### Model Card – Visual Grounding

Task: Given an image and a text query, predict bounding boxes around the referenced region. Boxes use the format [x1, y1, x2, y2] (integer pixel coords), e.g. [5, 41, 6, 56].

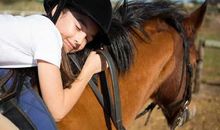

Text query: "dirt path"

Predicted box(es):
[128, 84, 220, 130]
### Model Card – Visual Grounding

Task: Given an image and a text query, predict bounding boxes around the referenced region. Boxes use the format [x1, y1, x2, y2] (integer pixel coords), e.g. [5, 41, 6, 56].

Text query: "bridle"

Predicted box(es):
[135, 21, 194, 130]
[165, 23, 194, 129]
[69, 49, 125, 130]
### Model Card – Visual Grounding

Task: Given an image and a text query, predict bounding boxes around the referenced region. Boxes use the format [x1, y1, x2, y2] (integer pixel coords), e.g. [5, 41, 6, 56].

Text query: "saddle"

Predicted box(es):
[0, 68, 57, 130]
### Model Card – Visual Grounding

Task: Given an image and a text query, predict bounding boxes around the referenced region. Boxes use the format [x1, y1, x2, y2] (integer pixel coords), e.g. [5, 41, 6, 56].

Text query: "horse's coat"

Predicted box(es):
[58, 1, 207, 130]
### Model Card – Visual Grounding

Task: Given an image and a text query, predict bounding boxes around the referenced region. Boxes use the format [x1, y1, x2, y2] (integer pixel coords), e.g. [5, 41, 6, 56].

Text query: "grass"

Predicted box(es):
[198, 12, 220, 84]
[0, 0, 43, 11]
[202, 47, 220, 83]
[197, 11, 220, 41]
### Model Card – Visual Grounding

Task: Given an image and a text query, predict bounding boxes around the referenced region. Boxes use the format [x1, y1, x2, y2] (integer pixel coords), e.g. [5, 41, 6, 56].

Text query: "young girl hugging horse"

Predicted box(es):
[0, 0, 112, 129]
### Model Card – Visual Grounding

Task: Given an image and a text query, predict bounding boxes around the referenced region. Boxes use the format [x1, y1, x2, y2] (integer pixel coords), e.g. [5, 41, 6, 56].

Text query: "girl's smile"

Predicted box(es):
[55, 9, 99, 53]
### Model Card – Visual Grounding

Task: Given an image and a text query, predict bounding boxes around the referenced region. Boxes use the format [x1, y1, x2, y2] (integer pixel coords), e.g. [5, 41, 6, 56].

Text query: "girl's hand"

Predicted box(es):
[82, 51, 108, 75]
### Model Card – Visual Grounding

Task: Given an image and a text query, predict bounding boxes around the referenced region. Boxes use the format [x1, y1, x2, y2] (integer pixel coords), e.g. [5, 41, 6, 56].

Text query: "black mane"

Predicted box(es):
[107, 0, 186, 74]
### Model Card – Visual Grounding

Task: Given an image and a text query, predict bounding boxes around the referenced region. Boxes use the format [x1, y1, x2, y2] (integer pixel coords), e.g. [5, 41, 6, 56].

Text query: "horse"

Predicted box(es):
[57, 1, 207, 130]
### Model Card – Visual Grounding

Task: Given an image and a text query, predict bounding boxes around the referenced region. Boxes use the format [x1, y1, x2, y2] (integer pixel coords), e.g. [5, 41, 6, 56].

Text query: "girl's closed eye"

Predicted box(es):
[75, 22, 81, 31]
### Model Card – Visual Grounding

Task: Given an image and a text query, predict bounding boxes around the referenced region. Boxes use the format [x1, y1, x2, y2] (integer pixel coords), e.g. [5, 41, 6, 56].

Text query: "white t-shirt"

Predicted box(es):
[0, 14, 63, 68]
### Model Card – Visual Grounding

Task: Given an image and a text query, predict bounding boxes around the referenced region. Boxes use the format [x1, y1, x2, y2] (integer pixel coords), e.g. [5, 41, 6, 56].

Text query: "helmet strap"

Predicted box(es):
[51, 0, 67, 24]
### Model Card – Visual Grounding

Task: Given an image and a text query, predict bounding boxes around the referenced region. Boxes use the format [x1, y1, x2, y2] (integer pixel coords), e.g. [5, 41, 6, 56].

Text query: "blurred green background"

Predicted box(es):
[0, 0, 43, 11]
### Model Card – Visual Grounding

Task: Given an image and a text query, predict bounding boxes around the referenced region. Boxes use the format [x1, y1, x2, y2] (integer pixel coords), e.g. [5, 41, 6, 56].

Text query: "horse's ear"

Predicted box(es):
[182, 0, 208, 35]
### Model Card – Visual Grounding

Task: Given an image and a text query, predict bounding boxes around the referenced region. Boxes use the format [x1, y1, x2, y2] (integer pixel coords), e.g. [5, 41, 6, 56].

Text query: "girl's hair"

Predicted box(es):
[59, 6, 84, 88]
[60, 49, 76, 88]
[57, 6, 102, 88]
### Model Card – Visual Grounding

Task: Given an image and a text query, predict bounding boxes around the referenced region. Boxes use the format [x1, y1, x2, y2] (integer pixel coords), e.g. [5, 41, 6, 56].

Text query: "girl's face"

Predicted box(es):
[55, 9, 99, 53]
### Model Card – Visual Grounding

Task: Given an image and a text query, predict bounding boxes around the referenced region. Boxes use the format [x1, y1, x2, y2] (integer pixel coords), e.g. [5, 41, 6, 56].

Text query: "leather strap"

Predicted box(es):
[69, 49, 125, 130]
[69, 54, 105, 108]
[96, 50, 125, 130]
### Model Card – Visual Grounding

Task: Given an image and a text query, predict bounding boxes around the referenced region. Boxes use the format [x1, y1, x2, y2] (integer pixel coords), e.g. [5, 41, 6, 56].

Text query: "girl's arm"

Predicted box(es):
[37, 51, 105, 121]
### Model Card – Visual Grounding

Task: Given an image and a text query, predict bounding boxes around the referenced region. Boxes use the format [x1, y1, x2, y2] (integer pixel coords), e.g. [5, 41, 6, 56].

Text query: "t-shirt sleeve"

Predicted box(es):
[30, 16, 63, 68]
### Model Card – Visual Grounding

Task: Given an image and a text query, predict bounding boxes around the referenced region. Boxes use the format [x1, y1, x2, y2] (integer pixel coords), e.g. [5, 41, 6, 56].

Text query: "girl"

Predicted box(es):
[0, 0, 112, 129]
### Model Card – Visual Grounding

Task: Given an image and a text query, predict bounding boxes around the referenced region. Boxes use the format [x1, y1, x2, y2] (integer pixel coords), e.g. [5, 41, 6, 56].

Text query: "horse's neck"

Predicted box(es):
[58, 19, 182, 130]
[118, 19, 180, 126]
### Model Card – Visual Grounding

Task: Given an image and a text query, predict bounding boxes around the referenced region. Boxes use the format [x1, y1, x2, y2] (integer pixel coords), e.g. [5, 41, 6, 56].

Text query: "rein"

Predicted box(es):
[69, 49, 125, 130]
[159, 22, 194, 128]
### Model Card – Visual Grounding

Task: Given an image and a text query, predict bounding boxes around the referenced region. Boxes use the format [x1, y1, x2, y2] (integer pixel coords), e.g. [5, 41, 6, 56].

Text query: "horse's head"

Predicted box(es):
[105, 1, 207, 129]
[156, 1, 207, 129]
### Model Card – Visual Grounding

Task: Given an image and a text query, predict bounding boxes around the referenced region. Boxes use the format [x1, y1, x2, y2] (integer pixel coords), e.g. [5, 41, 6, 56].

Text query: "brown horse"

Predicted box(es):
[58, 1, 207, 130]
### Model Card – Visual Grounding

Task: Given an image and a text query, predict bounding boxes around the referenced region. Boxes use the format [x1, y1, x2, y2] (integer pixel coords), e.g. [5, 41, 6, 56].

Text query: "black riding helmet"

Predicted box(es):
[44, 0, 112, 45]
